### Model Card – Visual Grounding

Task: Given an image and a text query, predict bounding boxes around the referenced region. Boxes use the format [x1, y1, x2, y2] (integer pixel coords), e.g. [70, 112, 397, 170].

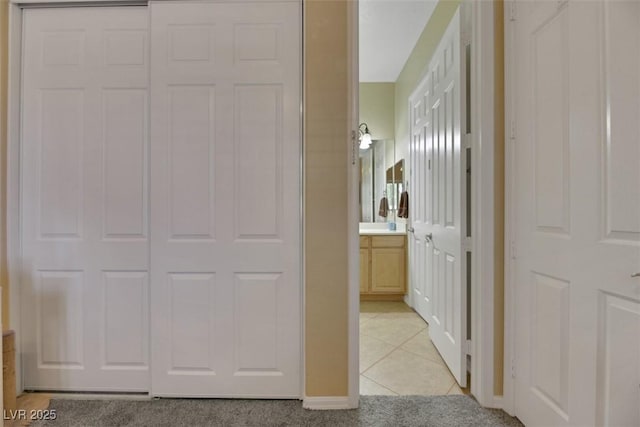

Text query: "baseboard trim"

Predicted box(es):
[490, 395, 504, 409]
[36, 392, 152, 401]
[302, 396, 355, 410]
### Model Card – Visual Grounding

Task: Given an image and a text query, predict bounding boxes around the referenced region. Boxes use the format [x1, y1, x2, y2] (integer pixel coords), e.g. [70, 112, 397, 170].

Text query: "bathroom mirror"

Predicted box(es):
[359, 139, 399, 222]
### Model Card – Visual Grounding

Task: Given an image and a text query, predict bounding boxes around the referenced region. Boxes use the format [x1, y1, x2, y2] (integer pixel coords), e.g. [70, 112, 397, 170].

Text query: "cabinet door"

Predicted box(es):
[360, 248, 370, 293]
[371, 248, 406, 293]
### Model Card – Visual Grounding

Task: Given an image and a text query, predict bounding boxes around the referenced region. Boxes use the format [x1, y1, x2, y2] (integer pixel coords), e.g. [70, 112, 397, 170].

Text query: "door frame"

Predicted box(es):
[346, 0, 360, 409]
[502, 0, 516, 416]
[6, 0, 306, 397]
[469, 0, 501, 408]
[347, 0, 502, 408]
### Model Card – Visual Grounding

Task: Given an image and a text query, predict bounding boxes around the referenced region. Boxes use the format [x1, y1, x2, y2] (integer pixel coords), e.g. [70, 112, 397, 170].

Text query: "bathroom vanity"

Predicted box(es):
[359, 226, 407, 301]
[359, 138, 407, 301]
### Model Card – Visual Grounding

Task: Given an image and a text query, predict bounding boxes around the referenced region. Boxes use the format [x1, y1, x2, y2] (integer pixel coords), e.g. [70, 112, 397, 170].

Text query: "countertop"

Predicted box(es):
[359, 229, 407, 235]
[359, 223, 407, 235]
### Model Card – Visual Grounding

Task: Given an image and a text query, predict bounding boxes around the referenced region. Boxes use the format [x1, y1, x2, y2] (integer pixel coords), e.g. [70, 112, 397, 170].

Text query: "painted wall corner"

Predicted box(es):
[304, 0, 350, 397]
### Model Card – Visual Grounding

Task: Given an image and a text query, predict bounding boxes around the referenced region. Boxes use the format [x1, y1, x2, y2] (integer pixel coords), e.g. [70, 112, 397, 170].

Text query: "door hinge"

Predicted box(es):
[461, 32, 472, 47]
[463, 237, 472, 252]
[511, 358, 516, 378]
[509, 1, 517, 21]
[463, 133, 472, 150]
[351, 130, 357, 165]
[510, 241, 517, 259]
[509, 119, 516, 140]
[466, 339, 473, 356]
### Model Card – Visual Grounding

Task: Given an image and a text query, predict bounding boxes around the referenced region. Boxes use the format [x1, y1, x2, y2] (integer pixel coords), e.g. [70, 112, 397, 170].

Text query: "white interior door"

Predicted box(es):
[512, 1, 640, 426]
[408, 8, 468, 387]
[149, 1, 302, 397]
[409, 71, 432, 323]
[21, 7, 150, 391]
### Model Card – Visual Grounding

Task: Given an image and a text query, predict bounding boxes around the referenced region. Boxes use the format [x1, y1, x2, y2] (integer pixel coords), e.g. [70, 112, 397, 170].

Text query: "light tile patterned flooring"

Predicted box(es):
[360, 301, 465, 396]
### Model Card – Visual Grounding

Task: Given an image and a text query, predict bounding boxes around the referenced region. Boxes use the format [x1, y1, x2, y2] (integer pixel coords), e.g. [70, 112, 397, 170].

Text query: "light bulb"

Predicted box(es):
[360, 133, 372, 149]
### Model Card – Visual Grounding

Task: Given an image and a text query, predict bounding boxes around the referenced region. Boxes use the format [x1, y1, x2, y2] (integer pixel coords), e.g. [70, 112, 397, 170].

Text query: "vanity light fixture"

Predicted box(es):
[359, 122, 372, 149]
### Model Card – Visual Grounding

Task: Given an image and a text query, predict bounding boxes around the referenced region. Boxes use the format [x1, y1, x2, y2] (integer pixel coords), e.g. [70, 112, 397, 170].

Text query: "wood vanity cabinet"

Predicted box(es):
[360, 234, 407, 301]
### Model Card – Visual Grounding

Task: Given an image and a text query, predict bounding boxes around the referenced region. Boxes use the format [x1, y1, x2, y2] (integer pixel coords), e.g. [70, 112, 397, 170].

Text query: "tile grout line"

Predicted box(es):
[361, 348, 456, 397]
[359, 341, 401, 375]
[394, 322, 456, 372]
[400, 338, 451, 367]
[391, 324, 427, 348]
[360, 373, 400, 396]
[360, 325, 426, 375]
[360, 315, 428, 375]
[362, 320, 428, 347]
[445, 381, 458, 395]
[360, 303, 456, 397]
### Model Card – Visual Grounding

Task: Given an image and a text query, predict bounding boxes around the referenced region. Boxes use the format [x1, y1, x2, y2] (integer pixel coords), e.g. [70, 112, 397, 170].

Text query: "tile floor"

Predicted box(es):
[360, 301, 465, 396]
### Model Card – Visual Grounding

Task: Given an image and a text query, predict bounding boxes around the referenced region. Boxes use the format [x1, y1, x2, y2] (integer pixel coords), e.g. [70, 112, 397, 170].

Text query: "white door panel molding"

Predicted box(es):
[149, 1, 302, 397]
[510, 1, 640, 425]
[408, 7, 470, 388]
[20, 7, 150, 391]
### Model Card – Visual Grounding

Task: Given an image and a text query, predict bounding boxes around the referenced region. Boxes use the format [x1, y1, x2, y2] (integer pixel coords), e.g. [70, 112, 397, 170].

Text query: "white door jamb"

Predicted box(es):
[469, 0, 500, 408]
[502, 0, 517, 416]
[7, 1, 24, 395]
[346, 0, 360, 410]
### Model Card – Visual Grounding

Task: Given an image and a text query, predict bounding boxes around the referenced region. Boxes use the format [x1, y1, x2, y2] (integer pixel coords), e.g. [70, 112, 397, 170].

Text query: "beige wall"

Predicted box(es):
[304, 0, 349, 396]
[394, 0, 461, 166]
[359, 82, 395, 141]
[1, 0, 8, 329]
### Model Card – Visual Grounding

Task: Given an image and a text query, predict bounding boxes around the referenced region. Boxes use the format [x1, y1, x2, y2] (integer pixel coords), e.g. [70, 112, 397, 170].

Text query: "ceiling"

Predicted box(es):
[359, 0, 438, 82]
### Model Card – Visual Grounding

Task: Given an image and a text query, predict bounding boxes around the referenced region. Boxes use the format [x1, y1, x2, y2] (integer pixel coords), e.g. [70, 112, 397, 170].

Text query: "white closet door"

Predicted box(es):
[21, 7, 150, 391]
[149, 1, 302, 397]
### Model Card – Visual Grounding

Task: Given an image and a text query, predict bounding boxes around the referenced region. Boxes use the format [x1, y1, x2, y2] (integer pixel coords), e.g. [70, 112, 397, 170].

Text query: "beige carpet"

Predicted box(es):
[31, 395, 523, 427]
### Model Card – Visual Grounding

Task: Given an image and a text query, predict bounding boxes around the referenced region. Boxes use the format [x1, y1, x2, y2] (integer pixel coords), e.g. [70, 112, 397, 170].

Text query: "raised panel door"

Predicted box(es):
[149, 1, 301, 397]
[409, 7, 468, 387]
[513, 2, 640, 425]
[21, 7, 150, 391]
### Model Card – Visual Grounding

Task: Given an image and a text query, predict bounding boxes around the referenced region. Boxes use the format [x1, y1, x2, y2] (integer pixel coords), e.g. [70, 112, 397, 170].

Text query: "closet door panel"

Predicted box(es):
[149, 1, 302, 397]
[21, 7, 149, 392]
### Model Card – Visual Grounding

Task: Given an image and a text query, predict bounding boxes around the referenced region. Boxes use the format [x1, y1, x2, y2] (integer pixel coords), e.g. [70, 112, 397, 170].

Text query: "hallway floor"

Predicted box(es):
[360, 301, 466, 396]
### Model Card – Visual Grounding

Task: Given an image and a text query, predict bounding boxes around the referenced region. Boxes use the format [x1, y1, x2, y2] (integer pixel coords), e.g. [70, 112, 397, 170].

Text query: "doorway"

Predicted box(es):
[352, 0, 502, 407]
[357, 0, 468, 397]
